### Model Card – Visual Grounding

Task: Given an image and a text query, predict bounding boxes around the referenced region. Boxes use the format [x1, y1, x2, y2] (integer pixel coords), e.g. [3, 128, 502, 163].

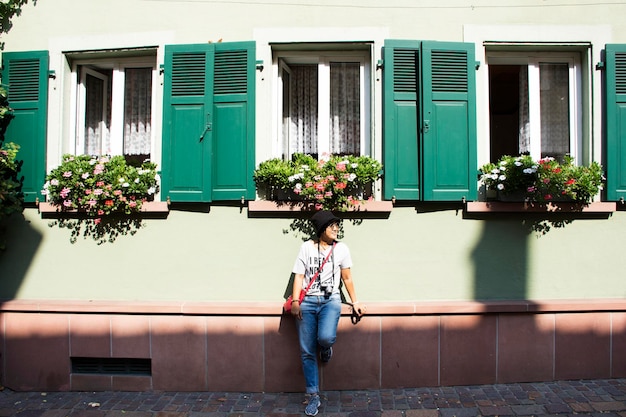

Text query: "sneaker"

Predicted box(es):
[320, 346, 333, 363]
[305, 394, 321, 416]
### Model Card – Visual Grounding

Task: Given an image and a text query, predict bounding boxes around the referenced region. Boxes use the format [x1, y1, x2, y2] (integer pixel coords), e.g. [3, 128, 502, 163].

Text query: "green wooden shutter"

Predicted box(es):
[382, 40, 420, 200]
[605, 44, 626, 201]
[421, 41, 477, 201]
[211, 41, 255, 201]
[162, 41, 255, 203]
[1, 51, 49, 203]
[162, 44, 213, 202]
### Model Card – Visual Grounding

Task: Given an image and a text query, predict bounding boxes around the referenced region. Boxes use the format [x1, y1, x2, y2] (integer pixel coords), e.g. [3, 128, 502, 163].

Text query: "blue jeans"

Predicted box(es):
[296, 293, 341, 394]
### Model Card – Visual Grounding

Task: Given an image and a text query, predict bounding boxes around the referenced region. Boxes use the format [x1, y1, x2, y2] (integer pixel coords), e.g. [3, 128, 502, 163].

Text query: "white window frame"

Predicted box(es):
[275, 50, 371, 159]
[69, 55, 158, 157]
[487, 51, 582, 163]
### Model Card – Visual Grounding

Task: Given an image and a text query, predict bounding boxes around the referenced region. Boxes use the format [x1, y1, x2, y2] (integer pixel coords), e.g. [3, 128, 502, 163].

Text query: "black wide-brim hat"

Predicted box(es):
[310, 210, 341, 237]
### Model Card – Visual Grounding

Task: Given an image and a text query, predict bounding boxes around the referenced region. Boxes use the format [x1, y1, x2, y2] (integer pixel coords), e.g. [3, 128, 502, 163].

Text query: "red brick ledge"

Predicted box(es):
[248, 200, 393, 213]
[1, 299, 625, 316]
[38, 201, 169, 214]
[466, 201, 616, 213]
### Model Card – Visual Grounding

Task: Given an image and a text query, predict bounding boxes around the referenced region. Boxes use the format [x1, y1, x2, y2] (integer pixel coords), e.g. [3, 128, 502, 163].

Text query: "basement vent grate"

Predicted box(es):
[71, 357, 152, 376]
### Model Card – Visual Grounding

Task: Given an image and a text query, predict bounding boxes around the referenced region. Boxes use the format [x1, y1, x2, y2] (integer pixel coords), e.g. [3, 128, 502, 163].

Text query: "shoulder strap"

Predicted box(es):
[301, 242, 335, 296]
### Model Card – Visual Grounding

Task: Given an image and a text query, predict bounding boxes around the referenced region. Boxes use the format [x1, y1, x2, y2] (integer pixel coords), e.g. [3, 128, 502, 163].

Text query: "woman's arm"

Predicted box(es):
[291, 273, 304, 319]
[340, 268, 365, 316]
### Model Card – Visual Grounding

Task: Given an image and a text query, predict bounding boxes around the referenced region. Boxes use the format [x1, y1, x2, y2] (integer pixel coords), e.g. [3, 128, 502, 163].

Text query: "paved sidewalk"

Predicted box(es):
[1, 379, 626, 417]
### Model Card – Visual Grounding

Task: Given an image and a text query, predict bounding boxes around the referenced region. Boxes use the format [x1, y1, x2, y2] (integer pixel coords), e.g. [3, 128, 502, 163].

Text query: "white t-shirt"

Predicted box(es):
[292, 240, 353, 296]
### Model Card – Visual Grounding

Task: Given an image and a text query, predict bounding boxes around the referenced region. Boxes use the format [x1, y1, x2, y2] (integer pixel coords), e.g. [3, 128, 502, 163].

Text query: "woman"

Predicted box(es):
[290, 210, 366, 416]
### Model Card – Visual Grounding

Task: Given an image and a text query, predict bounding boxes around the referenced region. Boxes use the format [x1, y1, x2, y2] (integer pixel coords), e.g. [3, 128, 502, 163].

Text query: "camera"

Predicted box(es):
[320, 284, 333, 296]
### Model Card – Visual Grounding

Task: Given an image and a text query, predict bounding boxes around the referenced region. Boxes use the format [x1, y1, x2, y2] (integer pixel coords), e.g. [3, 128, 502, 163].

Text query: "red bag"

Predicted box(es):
[283, 243, 335, 314]
[283, 292, 304, 313]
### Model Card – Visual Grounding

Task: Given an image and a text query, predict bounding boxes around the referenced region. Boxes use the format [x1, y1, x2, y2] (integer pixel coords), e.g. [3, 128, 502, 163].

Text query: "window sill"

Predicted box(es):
[37, 201, 170, 219]
[465, 201, 616, 214]
[248, 200, 393, 217]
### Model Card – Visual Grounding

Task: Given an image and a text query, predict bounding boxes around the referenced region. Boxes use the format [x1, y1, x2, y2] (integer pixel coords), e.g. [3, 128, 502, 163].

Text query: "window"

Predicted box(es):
[487, 52, 582, 163]
[70, 53, 157, 164]
[276, 50, 370, 159]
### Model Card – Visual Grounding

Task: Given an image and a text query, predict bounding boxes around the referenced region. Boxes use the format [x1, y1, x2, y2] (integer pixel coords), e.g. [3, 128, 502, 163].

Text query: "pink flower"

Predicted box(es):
[94, 189, 103, 196]
[113, 190, 122, 196]
[88, 199, 97, 207]
[334, 182, 347, 190]
[315, 194, 324, 200]
[62, 171, 72, 178]
[94, 218, 101, 225]
[335, 163, 346, 171]
[85, 189, 92, 195]
[97, 209, 105, 216]
[63, 200, 72, 207]
[96, 181, 105, 187]
[60, 187, 71, 198]
[544, 194, 553, 200]
[129, 201, 137, 208]
[315, 203, 323, 210]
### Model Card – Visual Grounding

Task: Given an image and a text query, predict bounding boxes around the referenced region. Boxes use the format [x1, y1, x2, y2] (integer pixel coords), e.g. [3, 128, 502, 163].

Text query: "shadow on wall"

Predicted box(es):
[0, 212, 42, 299]
[471, 218, 530, 300]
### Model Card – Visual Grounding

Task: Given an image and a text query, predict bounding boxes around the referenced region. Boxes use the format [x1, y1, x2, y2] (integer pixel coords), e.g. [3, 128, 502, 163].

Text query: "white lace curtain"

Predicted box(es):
[330, 62, 360, 155]
[289, 65, 318, 155]
[123, 67, 152, 156]
[83, 67, 152, 157]
[518, 63, 569, 159]
[288, 62, 360, 157]
[84, 73, 107, 155]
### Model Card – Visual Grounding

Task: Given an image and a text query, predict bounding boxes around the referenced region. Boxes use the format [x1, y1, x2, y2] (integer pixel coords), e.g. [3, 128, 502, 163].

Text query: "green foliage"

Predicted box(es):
[44, 154, 160, 220]
[253, 153, 382, 211]
[0, 0, 35, 49]
[480, 155, 604, 204]
[0, 141, 22, 220]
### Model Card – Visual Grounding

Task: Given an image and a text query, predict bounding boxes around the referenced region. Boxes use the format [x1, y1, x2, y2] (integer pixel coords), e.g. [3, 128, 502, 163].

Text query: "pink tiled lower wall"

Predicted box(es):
[2, 299, 626, 392]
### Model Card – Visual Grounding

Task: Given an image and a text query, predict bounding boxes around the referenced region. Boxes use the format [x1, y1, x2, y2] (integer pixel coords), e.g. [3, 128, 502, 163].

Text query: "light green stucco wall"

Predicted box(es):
[1, 206, 624, 303]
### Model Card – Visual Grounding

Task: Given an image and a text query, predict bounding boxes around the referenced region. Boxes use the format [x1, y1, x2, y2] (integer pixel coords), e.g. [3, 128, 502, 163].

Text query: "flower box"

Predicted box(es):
[253, 153, 382, 212]
[479, 155, 604, 204]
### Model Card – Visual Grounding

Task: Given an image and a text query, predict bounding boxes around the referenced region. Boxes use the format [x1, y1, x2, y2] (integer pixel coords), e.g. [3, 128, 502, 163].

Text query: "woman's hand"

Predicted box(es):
[351, 301, 366, 317]
[291, 300, 302, 320]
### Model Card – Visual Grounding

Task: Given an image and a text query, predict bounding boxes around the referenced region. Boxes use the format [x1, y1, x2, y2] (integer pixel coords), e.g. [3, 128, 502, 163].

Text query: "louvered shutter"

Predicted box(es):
[162, 44, 213, 202]
[1, 51, 49, 203]
[605, 44, 626, 201]
[211, 42, 256, 201]
[382, 40, 420, 200]
[161, 42, 255, 202]
[421, 41, 477, 201]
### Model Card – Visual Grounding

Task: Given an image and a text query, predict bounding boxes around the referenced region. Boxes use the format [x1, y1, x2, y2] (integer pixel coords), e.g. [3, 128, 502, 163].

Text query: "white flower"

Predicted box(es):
[294, 183, 302, 190]
[514, 161, 523, 166]
[490, 168, 500, 174]
[122, 182, 129, 187]
[347, 173, 357, 182]
[351, 163, 358, 168]
[497, 183, 505, 190]
[148, 186, 156, 195]
[498, 174, 507, 181]
[134, 178, 140, 183]
[118, 177, 125, 183]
